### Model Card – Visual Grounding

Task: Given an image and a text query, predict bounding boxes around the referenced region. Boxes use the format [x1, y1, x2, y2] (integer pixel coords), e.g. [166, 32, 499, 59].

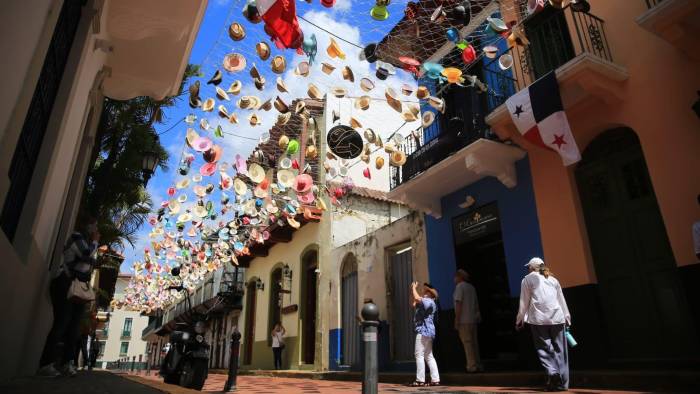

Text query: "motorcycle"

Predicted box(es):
[160, 267, 210, 391]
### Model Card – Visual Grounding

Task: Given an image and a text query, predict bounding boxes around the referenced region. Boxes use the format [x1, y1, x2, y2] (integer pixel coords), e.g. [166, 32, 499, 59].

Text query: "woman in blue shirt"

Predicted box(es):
[411, 281, 440, 386]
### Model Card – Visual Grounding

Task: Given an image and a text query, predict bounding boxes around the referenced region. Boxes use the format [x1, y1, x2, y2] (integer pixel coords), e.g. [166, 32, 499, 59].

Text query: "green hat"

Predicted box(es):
[286, 139, 300, 155]
[370, 6, 389, 21]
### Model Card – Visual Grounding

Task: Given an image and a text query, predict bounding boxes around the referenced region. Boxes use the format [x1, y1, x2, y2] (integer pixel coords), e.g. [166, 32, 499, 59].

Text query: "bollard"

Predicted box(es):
[131, 355, 135, 372]
[223, 330, 242, 392]
[361, 302, 380, 394]
[138, 354, 143, 374]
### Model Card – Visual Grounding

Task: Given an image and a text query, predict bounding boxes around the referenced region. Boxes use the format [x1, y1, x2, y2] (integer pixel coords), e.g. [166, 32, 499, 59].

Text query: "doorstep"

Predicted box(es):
[209, 369, 700, 392]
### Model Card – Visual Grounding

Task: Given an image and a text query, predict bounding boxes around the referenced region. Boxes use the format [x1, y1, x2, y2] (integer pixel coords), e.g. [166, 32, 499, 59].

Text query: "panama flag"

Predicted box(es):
[257, 0, 303, 49]
[505, 71, 581, 166]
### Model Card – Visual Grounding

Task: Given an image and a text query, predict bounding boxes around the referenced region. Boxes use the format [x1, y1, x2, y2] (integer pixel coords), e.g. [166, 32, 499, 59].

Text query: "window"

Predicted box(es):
[119, 342, 129, 356]
[121, 318, 132, 338]
[0, 0, 84, 240]
[97, 341, 106, 358]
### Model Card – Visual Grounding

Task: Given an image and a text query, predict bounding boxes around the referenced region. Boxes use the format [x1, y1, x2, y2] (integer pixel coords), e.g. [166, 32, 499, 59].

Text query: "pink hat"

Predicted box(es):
[293, 174, 313, 194]
[192, 137, 213, 152]
[235, 154, 247, 175]
[298, 190, 315, 204]
[200, 162, 217, 177]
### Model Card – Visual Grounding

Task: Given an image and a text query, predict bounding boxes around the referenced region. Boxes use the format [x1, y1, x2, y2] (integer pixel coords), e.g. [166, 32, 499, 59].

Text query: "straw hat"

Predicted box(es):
[278, 135, 289, 149]
[228, 23, 246, 41]
[223, 53, 246, 73]
[350, 117, 363, 129]
[354, 95, 371, 110]
[308, 83, 322, 99]
[176, 178, 191, 189]
[277, 112, 292, 126]
[247, 113, 261, 126]
[332, 87, 347, 98]
[416, 86, 430, 100]
[254, 76, 265, 91]
[202, 98, 215, 112]
[295, 61, 310, 77]
[276, 77, 288, 93]
[294, 101, 306, 115]
[422, 111, 435, 128]
[259, 98, 272, 111]
[375, 156, 385, 169]
[360, 78, 375, 92]
[256, 41, 271, 60]
[363, 128, 377, 143]
[385, 87, 402, 113]
[227, 80, 242, 95]
[326, 38, 346, 59]
[321, 62, 336, 75]
[218, 105, 230, 119]
[498, 54, 514, 70]
[186, 128, 200, 148]
[342, 66, 355, 82]
[233, 178, 248, 195]
[401, 84, 414, 96]
[389, 150, 407, 166]
[483, 45, 499, 59]
[277, 169, 295, 188]
[216, 86, 230, 101]
[428, 96, 445, 113]
[274, 96, 290, 114]
[228, 113, 239, 124]
[247, 163, 266, 183]
[271, 55, 286, 74]
[249, 64, 261, 79]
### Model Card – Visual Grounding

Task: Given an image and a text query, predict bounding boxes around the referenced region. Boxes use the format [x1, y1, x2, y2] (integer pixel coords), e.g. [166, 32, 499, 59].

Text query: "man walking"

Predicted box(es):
[516, 258, 571, 392]
[453, 269, 482, 372]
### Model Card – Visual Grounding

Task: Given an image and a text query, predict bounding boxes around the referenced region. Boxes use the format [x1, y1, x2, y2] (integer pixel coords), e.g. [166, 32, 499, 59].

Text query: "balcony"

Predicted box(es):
[120, 331, 131, 340]
[141, 315, 163, 339]
[636, 0, 700, 60]
[485, 5, 628, 146]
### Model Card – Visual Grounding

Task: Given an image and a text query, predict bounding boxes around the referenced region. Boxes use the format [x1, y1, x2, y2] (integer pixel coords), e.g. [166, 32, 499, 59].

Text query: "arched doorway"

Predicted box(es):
[301, 249, 318, 365]
[268, 266, 283, 346]
[243, 278, 258, 365]
[341, 254, 360, 367]
[575, 127, 696, 360]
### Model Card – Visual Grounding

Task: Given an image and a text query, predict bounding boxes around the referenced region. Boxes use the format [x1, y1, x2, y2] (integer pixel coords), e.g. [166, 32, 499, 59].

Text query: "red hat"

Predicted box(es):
[320, 0, 335, 7]
[293, 174, 313, 194]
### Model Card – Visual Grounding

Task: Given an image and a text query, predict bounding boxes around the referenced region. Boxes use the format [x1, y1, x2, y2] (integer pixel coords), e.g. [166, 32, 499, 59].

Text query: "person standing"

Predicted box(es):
[453, 269, 482, 372]
[516, 257, 571, 392]
[271, 323, 286, 370]
[410, 281, 440, 387]
[37, 218, 100, 378]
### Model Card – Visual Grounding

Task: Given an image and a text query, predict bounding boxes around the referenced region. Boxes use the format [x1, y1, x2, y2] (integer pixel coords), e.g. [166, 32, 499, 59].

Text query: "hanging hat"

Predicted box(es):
[295, 61, 310, 77]
[274, 96, 290, 113]
[320, 0, 335, 7]
[498, 53, 514, 70]
[287, 216, 301, 229]
[220, 171, 233, 190]
[363, 128, 377, 143]
[228, 113, 239, 124]
[294, 101, 306, 115]
[359, 43, 379, 63]
[259, 98, 272, 111]
[302, 33, 318, 64]
[192, 136, 213, 152]
[202, 98, 215, 112]
[342, 66, 355, 82]
[483, 45, 499, 59]
[321, 62, 336, 75]
[360, 78, 375, 92]
[430, 5, 447, 23]
[193, 184, 207, 198]
[428, 96, 445, 113]
[279, 155, 292, 169]
[442, 67, 463, 84]
[193, 205, 208, 218]
[271, 56, 286, 74]
[422, 62, 445, 80]
[286, 139, 300, 155]
[293, 174, 313, 194]
[279, 134, 290, 149]
[375, 61, 396, 80]
[247, 163, 265, 184]
[228, 23, 246, 41]
[216, 86, 230, 101]
[298, 190, 315, 205]
[200, 162, 217, 177]
[189, 80, 200, 100]
[276, 77, 289, 93]
[350, 117, 363, 129]
[233, 178, 248, 195]
[447, 27, 460, 43]
[204, 145, 222, 163]
[370, 5, 389, 21]
[332, 110, 340, 124]
[247, 113, 261, 126]
[223, 53, 246, 73]
[332, 87, 347, 98]
[218, 105, 230, 119]
[176, 178, 191, 189]
[385, 87, 402, 113]
[487, 17, 508, 33]
[207, 70, 223, 85]
[402, 105, 420, 122]
[306, 144, 318, 159]
[227, 80, 242, 95]
[169, 199, 181, 214]
[308, 83, 323, 99]
[186, 128, 200, 148]
[452, 1, 472, 26]
[462, 45, 477, 64]
[401, 84, 414, 96]
[277, 169, 295, 188]
[254, 178, 270, 198]
[326, 38, 346, 60]
[254, 76, 266, 91]
[255, 41, 271, 60]
[416, 86, 430, 100]
[354, 95, 371, 110]
[508, 25, 530, 47]
[277, 112, 292, 126]
[422, 111, 435, 128]
[237, 96, 252, 109]
[389, 150, 407, 166]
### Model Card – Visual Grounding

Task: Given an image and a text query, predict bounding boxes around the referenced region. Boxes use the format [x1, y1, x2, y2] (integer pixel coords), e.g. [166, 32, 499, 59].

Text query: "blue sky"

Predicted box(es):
[120, 0, 415, 272]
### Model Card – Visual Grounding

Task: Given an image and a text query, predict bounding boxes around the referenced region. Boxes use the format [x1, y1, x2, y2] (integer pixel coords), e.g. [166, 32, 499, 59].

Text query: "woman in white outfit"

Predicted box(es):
[516, 257, 571, 392]
[271, 323, 286, 370]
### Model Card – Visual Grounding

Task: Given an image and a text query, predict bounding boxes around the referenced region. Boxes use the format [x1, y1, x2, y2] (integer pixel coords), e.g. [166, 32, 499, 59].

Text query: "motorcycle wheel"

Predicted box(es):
[179, 358, 208, 390]
[163, 372, 179, 385]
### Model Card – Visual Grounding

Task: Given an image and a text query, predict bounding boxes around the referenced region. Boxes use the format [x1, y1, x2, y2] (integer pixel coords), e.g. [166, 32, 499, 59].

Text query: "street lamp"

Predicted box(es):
[141, 150, 159, 185]
[255, 278, 264, 291]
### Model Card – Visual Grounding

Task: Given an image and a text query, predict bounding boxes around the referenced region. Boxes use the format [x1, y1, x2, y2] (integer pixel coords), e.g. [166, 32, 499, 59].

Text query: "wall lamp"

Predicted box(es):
[255, 277, 264, 291]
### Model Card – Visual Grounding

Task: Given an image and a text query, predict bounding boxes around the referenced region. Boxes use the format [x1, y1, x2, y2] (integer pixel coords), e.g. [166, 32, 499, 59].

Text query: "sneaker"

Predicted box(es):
[37, 364, 61, 378]
[60, 363, 77, 377]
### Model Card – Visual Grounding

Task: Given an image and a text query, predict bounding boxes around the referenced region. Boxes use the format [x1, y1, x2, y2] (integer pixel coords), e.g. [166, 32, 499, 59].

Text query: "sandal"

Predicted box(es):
[409, 381, 426, 387]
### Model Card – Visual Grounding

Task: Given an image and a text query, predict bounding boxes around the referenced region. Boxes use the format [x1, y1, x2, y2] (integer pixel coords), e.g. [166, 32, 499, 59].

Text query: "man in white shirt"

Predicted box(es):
[453, 269, 482, 372]
[516, 257, 571, 392]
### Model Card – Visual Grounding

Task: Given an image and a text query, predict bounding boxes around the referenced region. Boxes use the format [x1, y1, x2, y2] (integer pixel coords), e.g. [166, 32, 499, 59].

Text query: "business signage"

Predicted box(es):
[453, 202, 501, 245]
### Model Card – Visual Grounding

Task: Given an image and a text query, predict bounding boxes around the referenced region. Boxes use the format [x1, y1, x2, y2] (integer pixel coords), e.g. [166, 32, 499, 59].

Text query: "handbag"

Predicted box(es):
[67, 278, 95, 304]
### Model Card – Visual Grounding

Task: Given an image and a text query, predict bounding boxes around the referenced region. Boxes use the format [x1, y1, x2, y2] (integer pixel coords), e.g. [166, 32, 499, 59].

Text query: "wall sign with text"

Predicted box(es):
[452, 202, 501, 244]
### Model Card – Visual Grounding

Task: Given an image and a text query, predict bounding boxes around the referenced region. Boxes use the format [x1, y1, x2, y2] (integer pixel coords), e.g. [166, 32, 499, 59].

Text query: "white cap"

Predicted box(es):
[525, 257, 545, 268]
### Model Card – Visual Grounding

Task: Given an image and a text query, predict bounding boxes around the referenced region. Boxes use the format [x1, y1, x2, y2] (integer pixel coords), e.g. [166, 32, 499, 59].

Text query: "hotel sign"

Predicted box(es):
[453, 203, 501, 244]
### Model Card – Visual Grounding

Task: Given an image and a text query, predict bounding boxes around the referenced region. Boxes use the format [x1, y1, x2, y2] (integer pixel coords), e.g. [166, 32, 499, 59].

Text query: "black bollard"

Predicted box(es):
[131, 355, 135, 372]
[361, 302, 379, 394]
[223, 330, 242, 392]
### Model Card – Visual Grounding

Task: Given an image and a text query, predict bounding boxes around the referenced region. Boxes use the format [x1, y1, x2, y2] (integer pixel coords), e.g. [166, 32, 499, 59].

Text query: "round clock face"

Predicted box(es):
[327, 125, 363, 159]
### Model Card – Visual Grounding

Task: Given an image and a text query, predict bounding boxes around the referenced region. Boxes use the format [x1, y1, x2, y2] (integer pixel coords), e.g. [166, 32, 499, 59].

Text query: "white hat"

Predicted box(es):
[525, 257, 545, 269]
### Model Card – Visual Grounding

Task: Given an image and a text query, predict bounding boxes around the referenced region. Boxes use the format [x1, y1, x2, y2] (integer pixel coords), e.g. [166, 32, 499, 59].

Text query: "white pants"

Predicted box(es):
[414, 334, 440, 383]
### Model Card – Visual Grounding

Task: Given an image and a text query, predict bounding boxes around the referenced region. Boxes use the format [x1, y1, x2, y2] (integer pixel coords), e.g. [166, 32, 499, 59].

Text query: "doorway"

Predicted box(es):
[243, 280, 257, 365]
[575, 127, 697, 360]
[268, 267, 283, 347]
[524, 6, 575, 79]
[301, 250, 318, 365]
[341, 254, 360, 367]
[389, 245, 414, 361]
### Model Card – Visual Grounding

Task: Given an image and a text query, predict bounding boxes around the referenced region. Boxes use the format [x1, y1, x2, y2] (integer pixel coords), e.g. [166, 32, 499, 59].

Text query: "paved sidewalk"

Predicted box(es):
[0, 370, 163, 394]
[130, 371, 652, 394]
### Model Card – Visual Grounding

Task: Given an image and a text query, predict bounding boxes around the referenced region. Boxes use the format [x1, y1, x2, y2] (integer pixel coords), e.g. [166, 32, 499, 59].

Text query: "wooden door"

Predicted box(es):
[303, 263, 317, 364]
[342, 267, 359, 366]
[243, 281, 257, 364]
[575, 128, 696, 360]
